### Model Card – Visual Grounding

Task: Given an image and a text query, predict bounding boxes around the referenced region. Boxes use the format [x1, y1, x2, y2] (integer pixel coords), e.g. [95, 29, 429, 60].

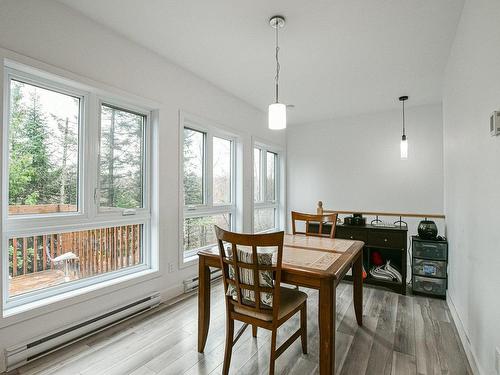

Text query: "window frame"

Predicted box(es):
[180, 112, 237, 265]
[3, 67, 88, 229]
[2, 61, 156, 312]
[253, 143, 281, 233]
[96, 98, 151, 217]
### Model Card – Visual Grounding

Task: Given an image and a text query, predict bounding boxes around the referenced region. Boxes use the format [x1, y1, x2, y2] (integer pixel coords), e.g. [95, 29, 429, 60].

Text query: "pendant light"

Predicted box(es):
[268, 15, 286, 130]
[399, 95, 409, 159]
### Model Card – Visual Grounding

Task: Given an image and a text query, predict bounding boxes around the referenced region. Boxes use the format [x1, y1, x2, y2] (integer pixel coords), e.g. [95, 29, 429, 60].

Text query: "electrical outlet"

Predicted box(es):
[168, 263, 175, 273]
[496, 347, 500, 375]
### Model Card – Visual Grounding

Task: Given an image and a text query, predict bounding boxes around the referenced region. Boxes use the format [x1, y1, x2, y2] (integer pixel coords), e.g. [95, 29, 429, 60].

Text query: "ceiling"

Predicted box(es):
[58, 0, 464, 124]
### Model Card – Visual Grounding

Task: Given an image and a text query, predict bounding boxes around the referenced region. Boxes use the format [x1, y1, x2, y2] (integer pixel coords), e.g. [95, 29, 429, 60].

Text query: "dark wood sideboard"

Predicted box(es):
[310, 223, 408, 294]
[336, 224, 407, 295]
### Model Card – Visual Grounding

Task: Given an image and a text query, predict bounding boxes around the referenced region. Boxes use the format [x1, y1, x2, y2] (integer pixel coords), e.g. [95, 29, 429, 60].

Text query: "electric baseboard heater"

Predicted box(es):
[4, 292, 161, 371]
[183, 269, 222, 293]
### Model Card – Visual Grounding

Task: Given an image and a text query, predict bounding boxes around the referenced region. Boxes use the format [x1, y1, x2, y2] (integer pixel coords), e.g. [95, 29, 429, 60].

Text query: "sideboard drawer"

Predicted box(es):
[413, 241, 447, 260]
[335, 227, 367, 242]
[367, 230, 406, 249]
[412, 275, 446, 296]
[413, 258, 447, 278]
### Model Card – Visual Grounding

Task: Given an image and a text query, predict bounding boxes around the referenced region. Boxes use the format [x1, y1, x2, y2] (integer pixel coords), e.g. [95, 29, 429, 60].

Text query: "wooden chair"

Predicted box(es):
[291, 211, 338, 238]
[214, 226, 307, 375]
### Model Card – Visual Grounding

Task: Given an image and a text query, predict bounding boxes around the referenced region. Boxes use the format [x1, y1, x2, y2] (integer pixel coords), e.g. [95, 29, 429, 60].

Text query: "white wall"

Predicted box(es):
[287, 103, 444, 221]
[0, 0, 285, 369]
[443, 0, 500, 373]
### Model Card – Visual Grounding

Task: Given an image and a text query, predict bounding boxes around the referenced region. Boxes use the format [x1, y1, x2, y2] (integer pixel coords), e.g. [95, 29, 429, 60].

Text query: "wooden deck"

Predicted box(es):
[8, 223, 142, 297]
[7, 283, 472, 375]
[9, 270, 79, 297]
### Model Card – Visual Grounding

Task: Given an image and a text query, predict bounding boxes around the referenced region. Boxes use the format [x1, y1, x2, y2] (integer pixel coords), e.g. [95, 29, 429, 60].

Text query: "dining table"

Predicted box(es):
[197, 233, 364, 375]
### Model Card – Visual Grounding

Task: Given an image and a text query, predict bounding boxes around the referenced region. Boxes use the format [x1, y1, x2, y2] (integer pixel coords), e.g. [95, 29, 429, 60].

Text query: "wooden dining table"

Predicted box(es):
[197, 234, 364, 375]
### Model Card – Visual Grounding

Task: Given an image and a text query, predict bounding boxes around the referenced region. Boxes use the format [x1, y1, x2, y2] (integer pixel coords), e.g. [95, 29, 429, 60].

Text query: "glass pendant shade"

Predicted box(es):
[400, 135, 408, 160]
[268, 102, 286, 130]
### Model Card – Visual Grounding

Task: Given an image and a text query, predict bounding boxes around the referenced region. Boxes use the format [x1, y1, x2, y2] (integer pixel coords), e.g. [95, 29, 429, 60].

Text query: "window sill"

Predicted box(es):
[181, 244, 219, 268]
[2, 268, 159, 323]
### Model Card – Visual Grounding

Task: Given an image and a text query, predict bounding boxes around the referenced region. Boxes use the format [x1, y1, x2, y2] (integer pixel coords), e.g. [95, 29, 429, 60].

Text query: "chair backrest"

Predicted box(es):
[214, 226, 284, 321]
[291, 211, 338, 238]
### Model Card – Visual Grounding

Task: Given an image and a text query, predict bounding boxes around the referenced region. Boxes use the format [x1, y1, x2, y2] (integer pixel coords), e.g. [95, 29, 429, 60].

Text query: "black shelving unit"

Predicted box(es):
[335, 224, 408, 295]
[411, 236, 448, 299]
[308, 222, 408, 294]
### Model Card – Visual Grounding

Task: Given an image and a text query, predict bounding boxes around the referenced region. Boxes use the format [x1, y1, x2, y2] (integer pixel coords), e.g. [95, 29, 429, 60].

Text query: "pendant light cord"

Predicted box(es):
[275, 20, 280, 103]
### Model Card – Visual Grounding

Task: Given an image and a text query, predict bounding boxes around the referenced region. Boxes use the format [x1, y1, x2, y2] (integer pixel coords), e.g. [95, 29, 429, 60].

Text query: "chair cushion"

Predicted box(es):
[225, 245, 276, 307]
[233, 287, 307, 322]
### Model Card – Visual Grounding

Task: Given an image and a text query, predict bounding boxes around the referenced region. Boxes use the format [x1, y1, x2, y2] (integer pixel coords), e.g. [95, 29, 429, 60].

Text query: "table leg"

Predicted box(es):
[352, 253, 363, 326]
[198, 257, 211, 352]
[319, 278, 335, 375]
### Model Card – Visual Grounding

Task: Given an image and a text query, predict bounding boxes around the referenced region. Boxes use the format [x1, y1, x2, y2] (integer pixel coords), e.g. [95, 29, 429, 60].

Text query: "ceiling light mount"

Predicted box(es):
[269, 15, 285, 29]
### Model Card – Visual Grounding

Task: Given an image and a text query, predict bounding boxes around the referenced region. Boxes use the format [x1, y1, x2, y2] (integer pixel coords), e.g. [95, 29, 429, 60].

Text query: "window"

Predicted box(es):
[182, 121, 236, 262]
[4, 64, 154, 309]
[254, 146, 280, 233]
[183, 128, 204, 206]
[213, 137, 231, 205]
[8, 79, 80, 215]
[99, 104, 145, 210]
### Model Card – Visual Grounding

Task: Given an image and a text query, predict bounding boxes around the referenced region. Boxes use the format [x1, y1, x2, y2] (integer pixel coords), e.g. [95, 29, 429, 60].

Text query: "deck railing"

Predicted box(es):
[9, 224, 142, 279]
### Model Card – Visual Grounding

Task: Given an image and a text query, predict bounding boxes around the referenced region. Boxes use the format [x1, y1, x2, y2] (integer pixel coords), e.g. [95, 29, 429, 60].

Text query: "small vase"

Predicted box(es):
[418, 220, 438, 239]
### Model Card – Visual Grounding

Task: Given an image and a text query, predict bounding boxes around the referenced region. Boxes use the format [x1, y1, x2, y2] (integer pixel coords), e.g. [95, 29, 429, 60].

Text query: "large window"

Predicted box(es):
[254, 146, 280, 233]
[182, 121, 235, 262]
[8, 79, 80, 215]
[3, 64, 154, 309]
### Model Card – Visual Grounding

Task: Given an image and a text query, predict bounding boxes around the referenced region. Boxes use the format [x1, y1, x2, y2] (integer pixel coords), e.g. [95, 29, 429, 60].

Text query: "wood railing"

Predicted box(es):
[9, 204, 77, 215]
[316, 201, 446, 222]
[9, 225, 142, 278]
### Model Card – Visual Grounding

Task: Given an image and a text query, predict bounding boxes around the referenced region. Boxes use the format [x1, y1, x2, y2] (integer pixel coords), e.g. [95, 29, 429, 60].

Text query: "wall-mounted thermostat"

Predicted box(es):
[490, 111, 500, 136]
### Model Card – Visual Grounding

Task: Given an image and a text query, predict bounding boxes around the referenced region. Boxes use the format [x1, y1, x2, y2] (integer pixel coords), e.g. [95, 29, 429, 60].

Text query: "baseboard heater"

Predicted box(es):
[5, 292, 161, 371]
[183, 269, 222, 293]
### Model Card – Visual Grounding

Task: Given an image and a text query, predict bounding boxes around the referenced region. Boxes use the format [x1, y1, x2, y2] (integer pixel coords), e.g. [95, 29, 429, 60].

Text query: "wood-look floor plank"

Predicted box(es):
[128, 365, 157, 375]
[365, 291, 398, 375]
[413, 299, 441, 375]
[394, 294, 415, 356]
[427, 298, 451, 323]
[391, 351, 417, 375]
[334, 330, 354, 374]
[338, 316, 378, 375]
[337, 283, 376, 337]
[433, 320, 471, 375]
[10, 283, 472, 375]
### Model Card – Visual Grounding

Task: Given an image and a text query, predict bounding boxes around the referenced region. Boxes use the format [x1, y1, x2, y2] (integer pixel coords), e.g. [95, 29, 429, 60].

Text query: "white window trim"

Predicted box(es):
[96, 99, 151, 218]
[252, 140, 283, 233]
[179, 111, 240, 267]
[2, 59, 159, 313]
[3, 66, 89, 231]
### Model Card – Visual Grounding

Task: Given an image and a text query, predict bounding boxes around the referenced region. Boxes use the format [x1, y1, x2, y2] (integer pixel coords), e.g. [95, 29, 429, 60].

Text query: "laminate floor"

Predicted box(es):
[7, 282, 472, 375]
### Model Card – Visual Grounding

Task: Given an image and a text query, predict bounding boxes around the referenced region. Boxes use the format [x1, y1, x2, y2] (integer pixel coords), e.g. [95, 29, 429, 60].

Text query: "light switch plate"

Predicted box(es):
[496, 347, 500, 374]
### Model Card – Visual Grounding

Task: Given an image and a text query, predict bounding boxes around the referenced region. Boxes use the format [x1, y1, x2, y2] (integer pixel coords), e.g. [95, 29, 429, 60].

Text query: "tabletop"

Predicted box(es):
[198, 233, 364, 280]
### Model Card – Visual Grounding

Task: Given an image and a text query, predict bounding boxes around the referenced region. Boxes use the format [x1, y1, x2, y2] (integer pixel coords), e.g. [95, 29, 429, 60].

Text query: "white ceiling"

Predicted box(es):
[58, 0, 464, 124]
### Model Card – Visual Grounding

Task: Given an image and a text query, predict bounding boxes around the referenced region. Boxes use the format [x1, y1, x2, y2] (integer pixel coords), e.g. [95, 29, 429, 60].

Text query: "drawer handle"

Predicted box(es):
[350, 236, 354, 239]
[384, 238, 388, 242]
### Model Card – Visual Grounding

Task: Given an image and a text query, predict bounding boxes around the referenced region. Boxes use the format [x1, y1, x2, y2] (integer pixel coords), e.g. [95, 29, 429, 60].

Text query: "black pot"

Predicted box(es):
[344, 216, 354, 225]
[353, 216, 366, 226]
[418, 220, 438, 239]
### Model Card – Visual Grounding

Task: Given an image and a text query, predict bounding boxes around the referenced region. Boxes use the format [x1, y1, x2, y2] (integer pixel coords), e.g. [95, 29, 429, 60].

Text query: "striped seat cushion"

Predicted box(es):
[225, 245, 277, 308]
